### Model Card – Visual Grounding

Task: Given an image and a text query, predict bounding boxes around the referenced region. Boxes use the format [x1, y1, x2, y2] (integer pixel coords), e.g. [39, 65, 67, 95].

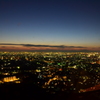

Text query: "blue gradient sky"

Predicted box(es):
[0, 0, 100, 51]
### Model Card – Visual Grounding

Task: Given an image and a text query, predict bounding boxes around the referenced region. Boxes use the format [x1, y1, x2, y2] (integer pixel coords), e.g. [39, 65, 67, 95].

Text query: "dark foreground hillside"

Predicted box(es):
[0, 83, 100, 100]
[0, 83, 50, 100]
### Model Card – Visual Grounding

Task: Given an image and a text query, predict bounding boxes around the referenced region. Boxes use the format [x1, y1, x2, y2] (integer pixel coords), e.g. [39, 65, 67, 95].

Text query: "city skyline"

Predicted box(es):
[0, 0, 100, 51]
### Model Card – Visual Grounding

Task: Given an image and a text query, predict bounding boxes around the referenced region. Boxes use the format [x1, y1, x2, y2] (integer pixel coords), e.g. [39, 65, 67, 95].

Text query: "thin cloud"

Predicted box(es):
[0, 43, 84, 48]
[23, 44, 66, 48]
[0, 43, 87, 48]
[0, 43, 20, 45]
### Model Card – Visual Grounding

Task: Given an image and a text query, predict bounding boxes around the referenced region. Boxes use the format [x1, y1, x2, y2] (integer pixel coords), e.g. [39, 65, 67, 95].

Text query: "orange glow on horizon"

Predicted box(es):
[0, 45, 100, 51]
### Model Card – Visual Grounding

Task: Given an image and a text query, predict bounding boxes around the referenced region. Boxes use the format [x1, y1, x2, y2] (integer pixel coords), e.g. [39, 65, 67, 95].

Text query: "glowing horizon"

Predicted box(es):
[0, 43, 99, 51]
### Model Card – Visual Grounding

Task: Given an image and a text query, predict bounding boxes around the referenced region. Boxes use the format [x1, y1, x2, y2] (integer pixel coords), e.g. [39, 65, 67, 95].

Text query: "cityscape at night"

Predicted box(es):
[0, 0, 100, 99]
[0, 51, 100, 100]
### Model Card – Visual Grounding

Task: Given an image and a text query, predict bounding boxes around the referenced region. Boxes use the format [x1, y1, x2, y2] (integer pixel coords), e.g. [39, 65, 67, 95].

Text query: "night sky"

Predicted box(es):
[0, 0, 100, 51]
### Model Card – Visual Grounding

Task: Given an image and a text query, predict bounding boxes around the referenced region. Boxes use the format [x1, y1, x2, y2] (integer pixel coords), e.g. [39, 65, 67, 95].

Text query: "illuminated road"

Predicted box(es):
[80, 83, 100, 93]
